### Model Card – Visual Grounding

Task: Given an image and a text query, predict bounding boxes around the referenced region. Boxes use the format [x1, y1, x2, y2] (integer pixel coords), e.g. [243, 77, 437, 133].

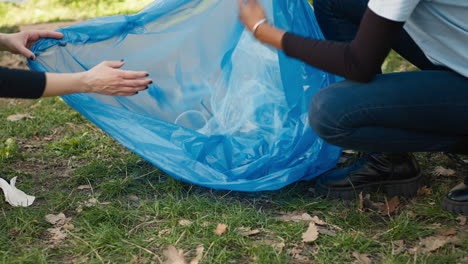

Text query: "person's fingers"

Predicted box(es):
[101, 60, 125, 69]
[35, 30, 64, 40]
[17, 46, 35, 60]
[119, 79, 152, 87]
[113, 90, 141, 96]
[118, 69, 149, 79]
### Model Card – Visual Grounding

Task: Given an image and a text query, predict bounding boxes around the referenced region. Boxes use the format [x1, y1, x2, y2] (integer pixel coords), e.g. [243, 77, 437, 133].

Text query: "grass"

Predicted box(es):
[0, 97, 466, 263]
[0, 0, 466, 263]
[0, 0, 153, 27]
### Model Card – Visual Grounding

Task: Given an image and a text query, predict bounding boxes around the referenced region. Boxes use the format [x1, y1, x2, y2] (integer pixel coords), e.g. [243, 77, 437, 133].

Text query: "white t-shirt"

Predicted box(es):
[368, 0, 468, 78]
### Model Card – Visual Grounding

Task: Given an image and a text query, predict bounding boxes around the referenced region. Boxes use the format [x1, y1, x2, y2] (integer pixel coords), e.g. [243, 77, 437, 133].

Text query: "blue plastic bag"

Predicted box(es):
[29, 0, 341, 191]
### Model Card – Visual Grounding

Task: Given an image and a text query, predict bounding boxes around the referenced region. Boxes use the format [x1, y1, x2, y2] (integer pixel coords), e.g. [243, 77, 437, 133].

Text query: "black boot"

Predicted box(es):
[442, 153, 468, 215]
[316, 153, 424, 200]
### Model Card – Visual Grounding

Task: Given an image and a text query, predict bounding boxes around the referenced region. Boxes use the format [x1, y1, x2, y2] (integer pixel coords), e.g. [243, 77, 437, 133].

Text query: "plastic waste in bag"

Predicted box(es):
[29, 0, 342, 191]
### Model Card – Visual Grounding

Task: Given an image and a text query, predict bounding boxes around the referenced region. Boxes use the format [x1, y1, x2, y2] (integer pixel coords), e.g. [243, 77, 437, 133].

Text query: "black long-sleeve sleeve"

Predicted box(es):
[282, 8, 404, 83]
[0, 67, 46, 99]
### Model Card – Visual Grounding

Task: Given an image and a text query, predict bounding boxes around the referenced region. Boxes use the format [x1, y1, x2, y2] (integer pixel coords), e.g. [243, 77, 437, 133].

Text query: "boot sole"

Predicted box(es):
[441, 198, 468, 215]
[315, 172, 425, 200]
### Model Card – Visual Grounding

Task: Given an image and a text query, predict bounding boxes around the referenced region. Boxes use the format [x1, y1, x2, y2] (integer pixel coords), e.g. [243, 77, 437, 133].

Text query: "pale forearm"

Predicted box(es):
[42, 72, 88, 97]
[0, 34, 9, 51]
[254, 23, 286, 50]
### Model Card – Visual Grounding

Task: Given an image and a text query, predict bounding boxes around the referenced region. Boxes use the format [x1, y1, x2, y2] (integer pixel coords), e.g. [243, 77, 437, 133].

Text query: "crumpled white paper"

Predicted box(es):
[0, 176, 35, 207]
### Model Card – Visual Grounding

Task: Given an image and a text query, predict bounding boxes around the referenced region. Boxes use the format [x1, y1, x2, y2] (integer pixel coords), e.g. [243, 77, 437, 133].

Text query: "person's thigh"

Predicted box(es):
[309, 71, 468, 152]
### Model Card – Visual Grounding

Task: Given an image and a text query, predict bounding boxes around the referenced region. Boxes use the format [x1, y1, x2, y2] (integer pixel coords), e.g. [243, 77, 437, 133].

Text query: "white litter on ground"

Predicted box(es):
[0, 176, 35, 207]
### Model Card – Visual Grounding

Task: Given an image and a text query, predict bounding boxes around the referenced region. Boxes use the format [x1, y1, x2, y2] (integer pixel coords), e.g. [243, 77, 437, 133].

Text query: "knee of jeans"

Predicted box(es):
[308, 88, 348, 144]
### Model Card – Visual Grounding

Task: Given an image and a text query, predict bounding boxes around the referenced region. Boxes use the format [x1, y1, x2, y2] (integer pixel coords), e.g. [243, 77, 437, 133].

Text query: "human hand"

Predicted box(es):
[80, 61, 152, 96]
[238, 0, 267, 33]
[0, 30, 64, 60]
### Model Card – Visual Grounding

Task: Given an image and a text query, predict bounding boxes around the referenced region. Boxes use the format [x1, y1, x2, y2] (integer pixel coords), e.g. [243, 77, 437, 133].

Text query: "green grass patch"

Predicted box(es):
[0, 0, 153, 27]
[0, 97, 466, 263]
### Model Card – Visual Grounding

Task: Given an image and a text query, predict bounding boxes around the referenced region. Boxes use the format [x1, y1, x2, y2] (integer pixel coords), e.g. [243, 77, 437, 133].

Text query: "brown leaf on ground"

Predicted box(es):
[287, 245, 310, 262]
[432, 166, 455, 176]
[45, 213, 74, 246]
[158, 228, 172, 237]
[409, 235, 456, 254]
[237, 227, 261, 237]
[456, 216, 466, 226]
[417, 186, 433, 196]
[77, 185, 91, 190]
[317, 227, 337, 237]
[426, 223, 442, 229]
[45, 213, 71, 226]
[178, 220, 192, 226]
[392, 240, 406, 255]
[47, 227, 68, 243]
[6, 114, 34, 121]
[84, 198, 99, 207]
[437, 229, 457, 236]
[163, 245, 187, 264]
[302, 222, 319, 243]
[189, 245, 204, 264]
[75, 205, 83, 213]
[360, 194, 399, 215]
[310, 216, 327, 226]
[382, 196, 400, 215]
[264, 239, 286, 252]
[215, 223, 227, 235]
[352, 251, 371, 264]
[278, 212, 327, 226]
[278, 211, 310, 222]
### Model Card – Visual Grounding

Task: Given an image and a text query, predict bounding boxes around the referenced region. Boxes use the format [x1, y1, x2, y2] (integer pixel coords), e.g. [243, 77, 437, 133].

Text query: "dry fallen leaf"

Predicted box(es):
[75, 205, 83, 213]
[432, 166, 456, 176]
[437, 229, 457, 236]
[417, 186, 433, 196]
[278, 211, 310, 222]
[84, 198, 99, 207]
[392, 240, 406, 255]
[6, 114, 34, 121]
[310, 215, 327, 225]
[178, 219, 193, 226]
[189, 245, 204, 264]
[409, 235, 455, 254]
[382, 196, 400, 215]
[45, 213, 70, 226]
[456, 216, 466, 226]
[272, 242, 285, 251]
[426, 223, 442, 229]
[317, 227, 337, 236]
[301, 222, 318, 243]
[47, 227, 68, 242]
[352, 251, 371, 264]
[278, 212, 327, 226]
[237, 227, 261, 237]
[158, 228, 172, 237]
[360, 194, 399, 215]
[45, 213, 74, 246]
[163, 245, 187, 264]
[215, 223, 227, 235]
[77, 185, 91, 190]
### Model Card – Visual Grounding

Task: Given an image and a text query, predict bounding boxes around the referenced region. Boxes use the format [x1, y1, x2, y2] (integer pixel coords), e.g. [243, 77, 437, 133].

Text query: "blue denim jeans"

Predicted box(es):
[309, 0, 468, 153]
